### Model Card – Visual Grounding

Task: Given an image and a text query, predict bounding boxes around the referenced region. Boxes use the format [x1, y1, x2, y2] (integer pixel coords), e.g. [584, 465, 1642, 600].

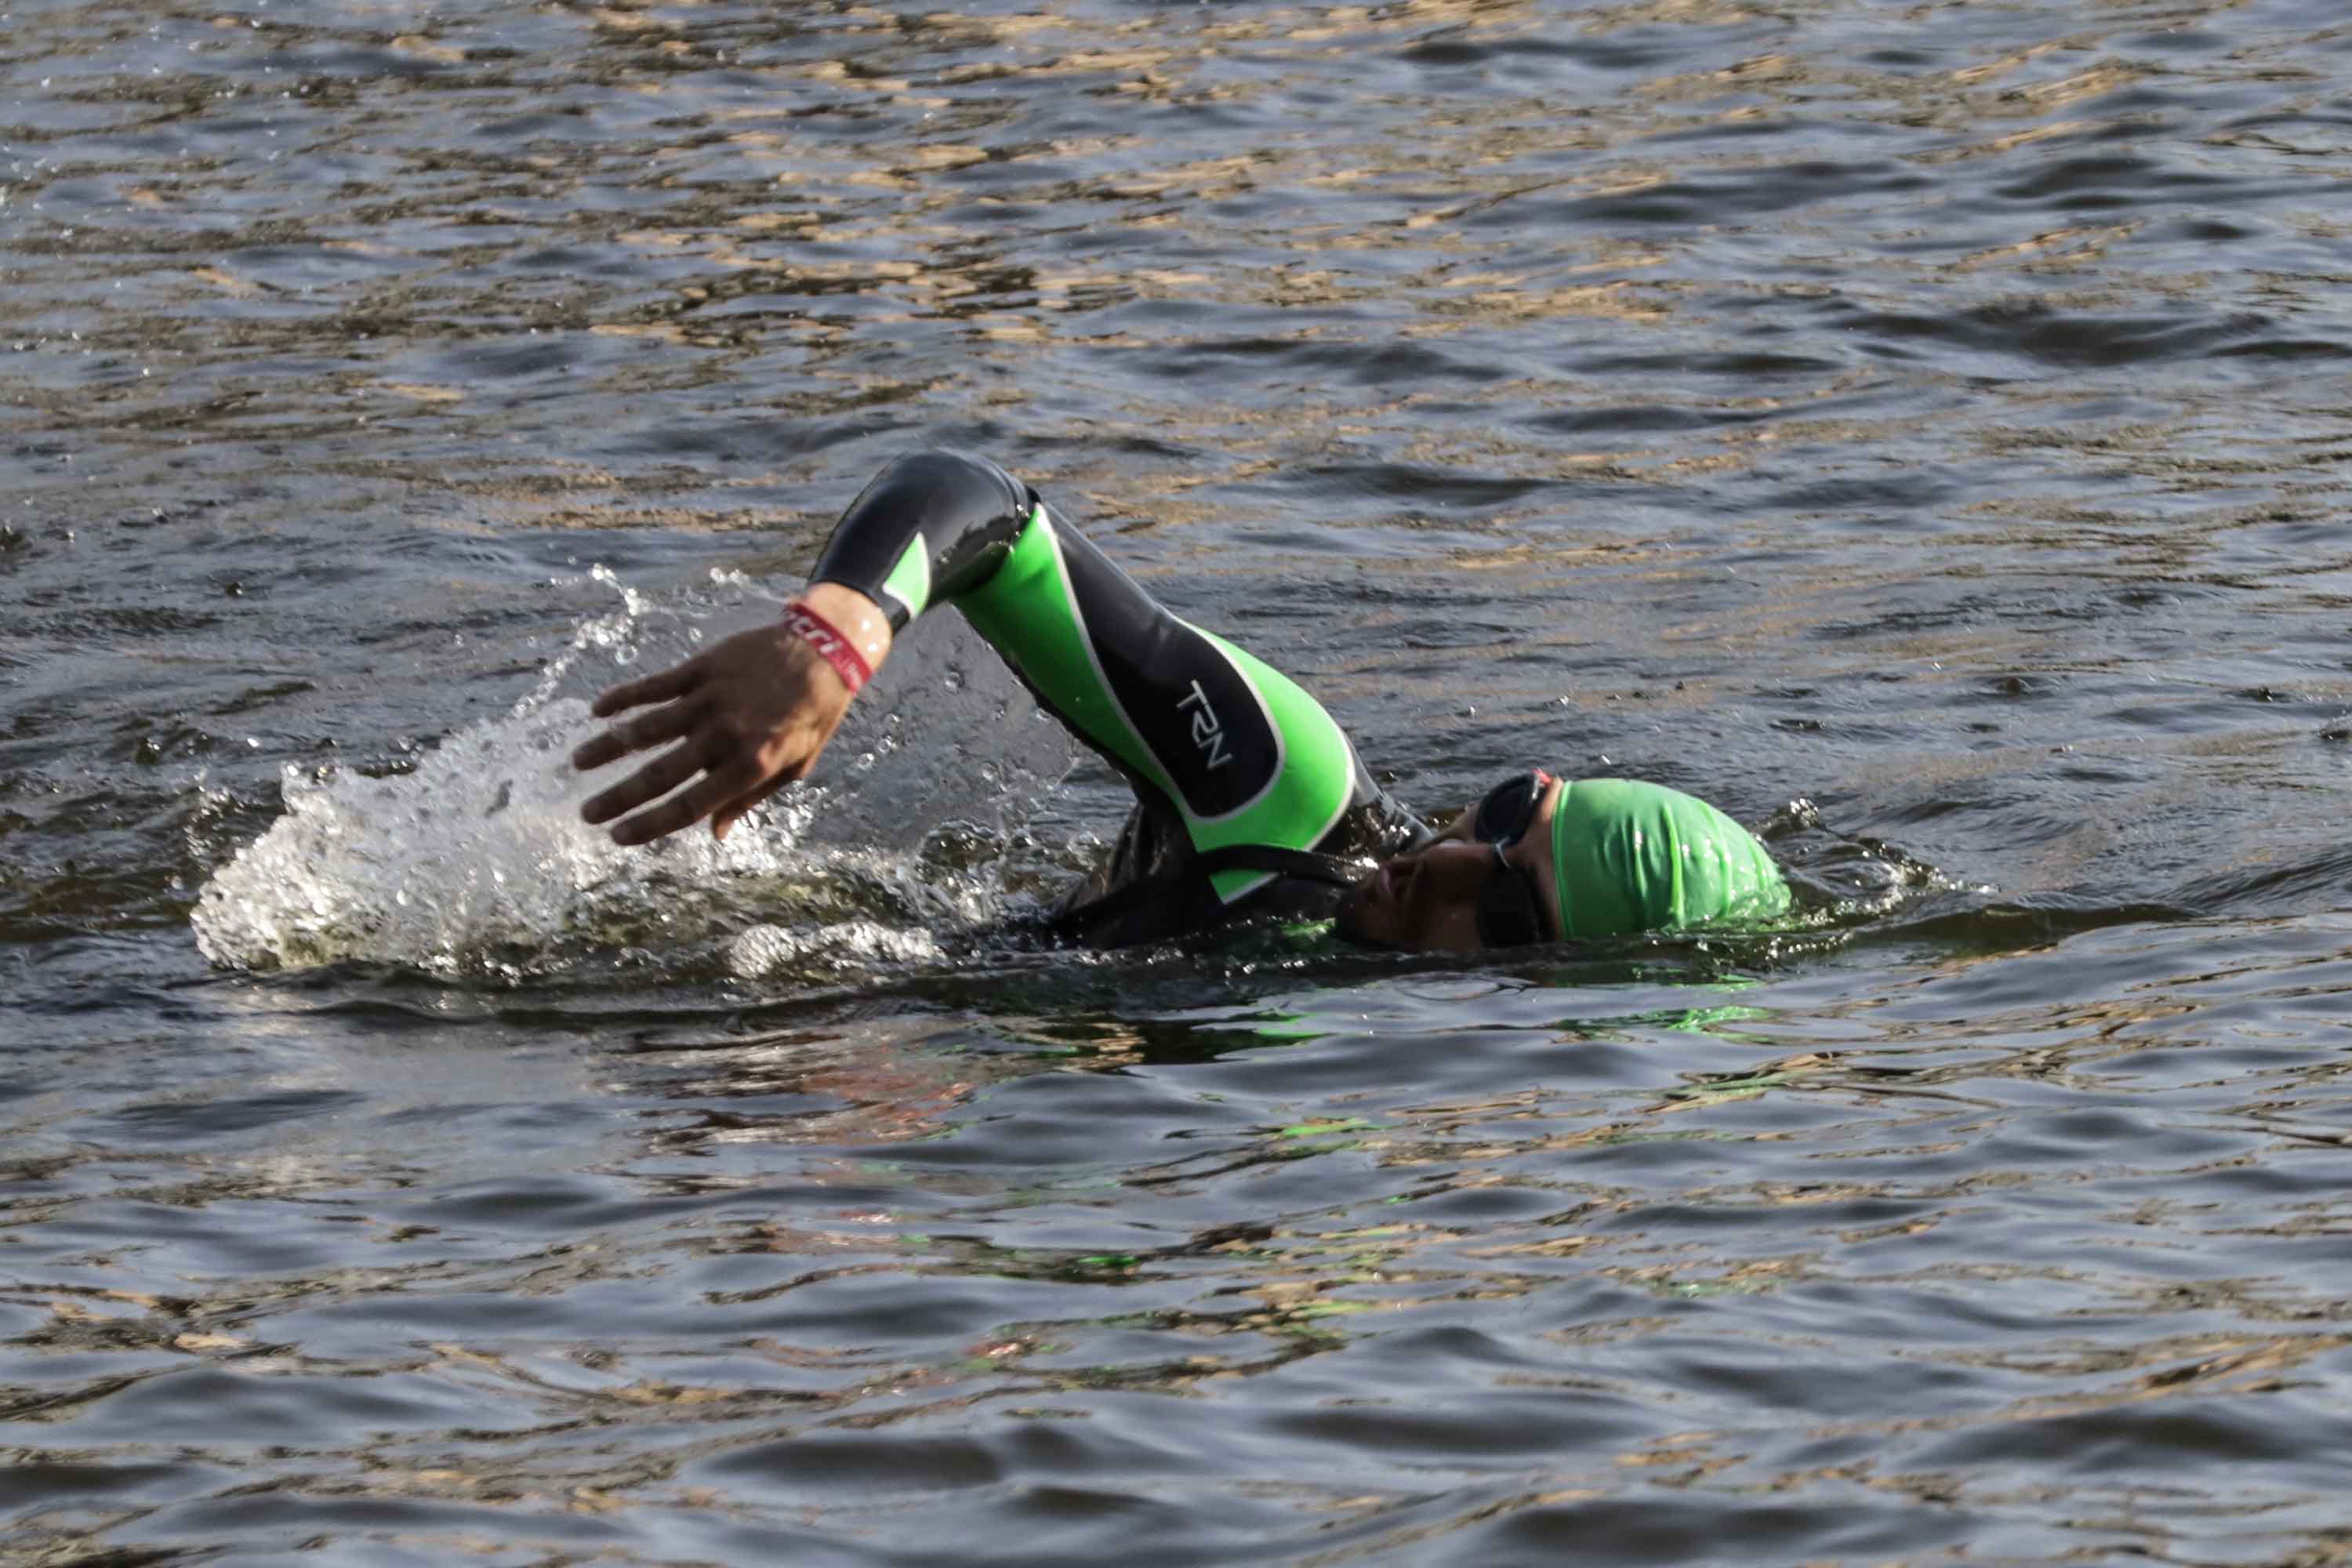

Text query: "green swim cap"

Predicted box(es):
[1548, 779, 1791, 940]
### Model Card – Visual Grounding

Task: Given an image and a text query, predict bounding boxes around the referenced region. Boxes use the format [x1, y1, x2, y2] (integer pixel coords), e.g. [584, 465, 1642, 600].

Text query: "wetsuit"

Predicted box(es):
[811, 450, 1430, 946]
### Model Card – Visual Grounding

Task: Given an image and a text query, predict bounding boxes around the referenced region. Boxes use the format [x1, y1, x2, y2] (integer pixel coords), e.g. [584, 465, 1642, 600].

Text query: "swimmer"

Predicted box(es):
[571, 450, 1790, 951]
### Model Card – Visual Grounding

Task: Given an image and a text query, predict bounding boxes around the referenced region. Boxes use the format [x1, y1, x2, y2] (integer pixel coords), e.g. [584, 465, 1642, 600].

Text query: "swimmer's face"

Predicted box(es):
[1335, 774, 1562, 953]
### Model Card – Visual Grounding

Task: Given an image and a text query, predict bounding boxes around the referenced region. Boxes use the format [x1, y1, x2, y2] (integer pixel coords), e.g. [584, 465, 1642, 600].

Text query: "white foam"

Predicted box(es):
[727, 918, 945, 979]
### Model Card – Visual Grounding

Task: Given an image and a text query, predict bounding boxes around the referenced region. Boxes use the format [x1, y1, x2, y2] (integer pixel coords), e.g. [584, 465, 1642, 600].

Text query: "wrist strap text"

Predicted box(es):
[782, 601, 873, 696]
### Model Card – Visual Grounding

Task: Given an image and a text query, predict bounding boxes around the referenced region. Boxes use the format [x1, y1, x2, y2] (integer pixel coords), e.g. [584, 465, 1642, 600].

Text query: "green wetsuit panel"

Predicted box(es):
[955, 503, 1359, 904]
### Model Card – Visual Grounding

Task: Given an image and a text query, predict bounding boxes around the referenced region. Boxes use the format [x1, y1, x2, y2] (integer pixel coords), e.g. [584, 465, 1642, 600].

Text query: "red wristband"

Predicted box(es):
[782, 601, 873, 696]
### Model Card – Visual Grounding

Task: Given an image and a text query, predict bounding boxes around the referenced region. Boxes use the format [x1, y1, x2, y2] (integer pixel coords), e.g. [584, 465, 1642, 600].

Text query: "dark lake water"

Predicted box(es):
[8, 0, 2352, 1562]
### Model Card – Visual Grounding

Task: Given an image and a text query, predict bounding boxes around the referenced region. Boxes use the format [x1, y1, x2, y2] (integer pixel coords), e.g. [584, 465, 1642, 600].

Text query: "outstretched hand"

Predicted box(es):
[571, 587, 892, 846]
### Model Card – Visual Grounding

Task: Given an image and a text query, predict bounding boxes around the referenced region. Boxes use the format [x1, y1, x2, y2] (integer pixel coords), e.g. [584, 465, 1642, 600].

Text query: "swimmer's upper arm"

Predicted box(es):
[960, 508, 1357, 898]
[812, 451, 1363, 897]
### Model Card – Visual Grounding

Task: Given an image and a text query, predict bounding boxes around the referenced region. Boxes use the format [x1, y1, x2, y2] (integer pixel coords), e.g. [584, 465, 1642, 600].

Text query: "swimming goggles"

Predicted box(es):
[1471, 770, 1555, 949]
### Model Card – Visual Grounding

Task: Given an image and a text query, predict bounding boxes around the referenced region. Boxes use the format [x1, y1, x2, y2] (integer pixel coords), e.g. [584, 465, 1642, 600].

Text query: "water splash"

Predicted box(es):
[191, 691, 822, 977]
[190, 573, 1036, 981]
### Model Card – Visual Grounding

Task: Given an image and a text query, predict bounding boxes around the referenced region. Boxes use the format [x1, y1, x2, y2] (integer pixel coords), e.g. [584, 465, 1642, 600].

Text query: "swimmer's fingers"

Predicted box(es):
[607, 760, 763, 848]
[572, 693, 701, 772]
[588, 660, 703, 720]
[580, 738, 710, 828]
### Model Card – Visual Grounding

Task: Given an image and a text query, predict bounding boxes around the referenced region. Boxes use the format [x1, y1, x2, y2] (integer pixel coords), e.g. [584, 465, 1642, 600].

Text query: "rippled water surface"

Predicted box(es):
[7, 0, 2352, 1562]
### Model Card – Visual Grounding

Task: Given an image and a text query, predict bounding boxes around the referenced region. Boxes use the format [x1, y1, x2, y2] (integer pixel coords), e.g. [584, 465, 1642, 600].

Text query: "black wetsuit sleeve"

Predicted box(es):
[808, 451, 1427, 926]
[808, 450, 1033, 632]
